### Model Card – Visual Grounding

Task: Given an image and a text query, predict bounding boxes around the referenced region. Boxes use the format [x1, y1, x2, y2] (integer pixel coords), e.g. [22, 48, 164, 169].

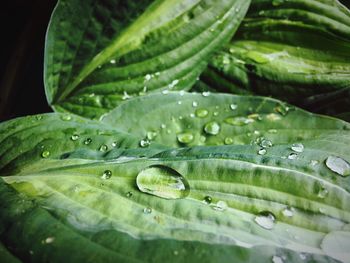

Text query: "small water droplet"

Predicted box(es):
[202, 91, 210, 97]
[288, 153, 298, 160]
[84, 138, 92, 145]
[45, 237, 55, 244]
[212, 201, 228, 211]
[291, 143, 304, 153]
[60, 115, 72, 121]
[225, 116, 254, 126]
[272, 255, 284, 263]
[275, 104, 290, 116]
[204, 122, 220, 135]
[317, 183, 329, 199]
[177, 132, 194, 144]
[268, 129, 278, 134]
[136, 165, 190, 199]
[143, 207, 152, 214]
[177, 101, 182, 105]
[325, 156, 350, 177]
[110, 59, 116, 64]
[99, 144, 108, 152]
[101, 170, 112, 180]
[126, 191, 133, 198]
[230, 104, 238, 110]
[299, 253, 307, 260]
[203, 196, 212, 204]
[282, 207, 294, 217]
[224, 137, 234, 145]
[160, 124, 166, 129]
[266, 113, 282, 121]
[41, 151, 50, 158]
[112, 141, 117, 147]
[260, 139, 273, 148]
[71, 134, 79, 141]
[255, 211, 276, 230]
[139, 139, 150, 148]
[195, 109, 209, 118]
[258, 148, 267, 155]
[192, 101, 198, 107]
[144, 74, 152, 81]
[147, 131, 158, 141]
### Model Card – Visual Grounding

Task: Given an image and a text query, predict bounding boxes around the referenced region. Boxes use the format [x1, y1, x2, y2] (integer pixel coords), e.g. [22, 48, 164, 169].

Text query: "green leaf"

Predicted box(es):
[102, 92, 350, 148]
[1, 92, 350, 262]
[202, 0, 350, 119]
[44, 0, 250, 119]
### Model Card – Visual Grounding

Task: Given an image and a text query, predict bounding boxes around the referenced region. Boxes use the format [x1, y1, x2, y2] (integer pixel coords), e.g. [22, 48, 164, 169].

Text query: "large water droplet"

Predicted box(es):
[225, 116, 254, 126]
[177, 133, 194, 144]
[195, 109, 209, 118]
[204, 122, 220, 135]
[254, 211, 276, 230]
[41, 151, 50, 158]
[136, 165, 190, 199]
[291, 143, 304, 153]
[325, 156, 350, 177]
[321, 231, 350, 263]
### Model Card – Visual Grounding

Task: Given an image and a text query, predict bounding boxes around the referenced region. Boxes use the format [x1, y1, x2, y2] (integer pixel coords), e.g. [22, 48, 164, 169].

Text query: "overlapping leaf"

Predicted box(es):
[45, 0, 250, 119]
[1, 93, 350, 262]
[202, 0, 350, 120]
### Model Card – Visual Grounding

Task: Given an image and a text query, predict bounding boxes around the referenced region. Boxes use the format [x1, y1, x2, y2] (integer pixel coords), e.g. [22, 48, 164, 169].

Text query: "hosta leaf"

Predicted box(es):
[202, 0, 350, 119]
[44, 0, 250, 119]
[102, 92, 350, 148]
[1, 92, 350, 262]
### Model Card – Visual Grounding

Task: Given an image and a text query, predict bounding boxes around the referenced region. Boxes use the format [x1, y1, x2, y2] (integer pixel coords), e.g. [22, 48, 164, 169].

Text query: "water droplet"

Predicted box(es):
[275, 104, 290, 116]
[282, 207, 294, 217]
[160, 124, 166, 129]
[230, 104, 238, 110]
[325, 156, 350, 177]
[136, 165, 190, 199]
[224, 137, 234, 145]
[45, 237, 55, 244]
[192, 101, 198, 107]
[266, 113, 282, 121]
[126, 191, 133, 198]
[310, 160, 319, 166]
[204, 122, 220, 135]
[202, 91, 210, 97]
[143, 207, 152, 214]
[177, 101, 182, 105]
[212, 201, 228, 211]
[71, 134, 79, 141]
[162, 90, 169, 95]
[268, 129, 278, 134]
[195, 108, 209, 118]
[248, 113, 262, 121]
[41, 151, 50, 158]
[299, 253, 307, 260]
[144, 74, 152, 81]
[147, 131, 158, 141]
[213, 111, 219, 116]
[225, 116, 254, 126]
[61, 115, 72, 121]
[272, 255, 284, 263]
[317, 183, 329, 199]
[258, 148, 267, 155]
[321, 231, 350, 263]
[122, 91, 132, 100]
[177, 132, 194, 144]
[260, 139, 273, 148]
[288, 153, 298, 160]
[203, 196, 212, 204]
[291, 143, 304, 153]
[84, 138, 92, 145]
[99, 144, 108, 152]
[112, 141, 117, 147]
[110, 59, 116, 64]
[101, 170, 112, 180]
[139, 139, 150, 148]
[254, 211, 276, 230]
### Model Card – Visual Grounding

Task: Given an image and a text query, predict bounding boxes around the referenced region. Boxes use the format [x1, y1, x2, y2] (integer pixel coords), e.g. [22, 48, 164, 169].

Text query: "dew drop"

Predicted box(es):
[99, 144, 108, 152]
[224, 137, 234, 145]
[225, 116, 254, 126]
[60, 115, 72, 121]
[204, 122, 221, 135]
[299, 253, 307, 260]
[212, 201, 228, 211]
[139, 139, 151, 148]
[101, 170, 112, 180]
[282, 207, 294, 217]
[195, 108, 209, 118]
[325, 156, 350, 177]
[317, 184, 329, 199]
[310, 160, 319, 166]
[258, 148, 267, 155]
[288, 153, 298, 160]
[71, 134, 79, 141]
[291, 143, 304, 153]
[136, 165, 190, 199]
[254, 211, 276, 230]
[110, 59, 116, 64]
[144, 74, 152, 81]
[84, 138, 92, 145]
[274, 104, 290, 116]
[192, 101, 198, 107]
[202, 91, 210, 97]
[41, 151, 50, 158]
[230, 104, 238, 110]
[177, 132, 194, 144]
[143, 207, 152, 214]
[260, 139, 273, 148]
[203, 196, 212, 204]
[45, 237, 55, 244]
[112, 141, 118, 147]
[147, 131, 158, 141]
[126, 191, 133, 198]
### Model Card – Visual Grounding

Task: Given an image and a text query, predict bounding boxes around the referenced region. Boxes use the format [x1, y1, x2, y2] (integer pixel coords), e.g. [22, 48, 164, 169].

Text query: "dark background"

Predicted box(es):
[0, 0, 57, 121]
[0, 0, 350, 122]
